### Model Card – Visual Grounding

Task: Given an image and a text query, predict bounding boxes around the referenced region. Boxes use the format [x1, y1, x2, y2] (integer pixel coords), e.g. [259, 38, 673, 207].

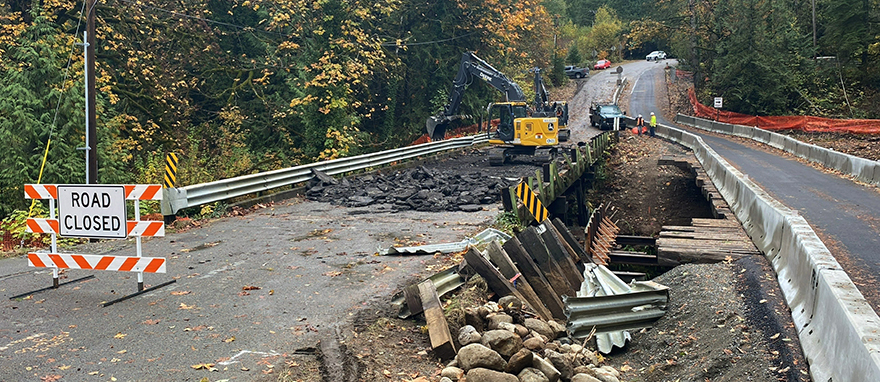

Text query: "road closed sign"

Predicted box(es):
[58, 185, 126, 239]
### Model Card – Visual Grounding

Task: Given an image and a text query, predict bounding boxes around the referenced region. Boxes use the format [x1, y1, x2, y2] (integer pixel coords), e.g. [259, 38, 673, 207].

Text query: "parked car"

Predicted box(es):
[564, 65, 589, 79]
[646, 50, 667, 61]
[589, 102, 627, 130]
[593, 59, 611, 70]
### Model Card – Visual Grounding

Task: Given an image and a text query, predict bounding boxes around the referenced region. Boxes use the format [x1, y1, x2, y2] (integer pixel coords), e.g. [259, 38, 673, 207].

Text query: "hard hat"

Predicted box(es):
[651, 112, 655, 115]
[638, 114, 642, 117]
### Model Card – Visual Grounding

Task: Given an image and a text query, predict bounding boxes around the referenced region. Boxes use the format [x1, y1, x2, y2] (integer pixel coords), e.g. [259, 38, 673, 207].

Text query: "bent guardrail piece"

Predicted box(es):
[659, 118, 880, 382]
[378, 228, 511, 256]
[565, 262, 669, 354]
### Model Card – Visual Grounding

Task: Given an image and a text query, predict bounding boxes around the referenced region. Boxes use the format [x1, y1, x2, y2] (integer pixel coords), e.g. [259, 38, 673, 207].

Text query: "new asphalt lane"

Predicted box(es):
[628, 61, 880, 311]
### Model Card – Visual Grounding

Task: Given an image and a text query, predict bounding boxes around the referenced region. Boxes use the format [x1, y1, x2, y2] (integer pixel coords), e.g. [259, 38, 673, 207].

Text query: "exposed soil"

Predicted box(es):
[266, 69, 810, 382]
[587, 133, 714, 236]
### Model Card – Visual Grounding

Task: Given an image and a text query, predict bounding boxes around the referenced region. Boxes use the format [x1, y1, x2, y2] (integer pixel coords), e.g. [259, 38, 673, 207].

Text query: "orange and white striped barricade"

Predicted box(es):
[17, 184, 175, 305]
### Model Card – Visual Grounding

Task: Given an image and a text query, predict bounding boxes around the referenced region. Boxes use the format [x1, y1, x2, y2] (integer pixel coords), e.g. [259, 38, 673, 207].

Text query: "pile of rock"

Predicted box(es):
[440, 296, 623, 382]
[306, 165, 517, 212]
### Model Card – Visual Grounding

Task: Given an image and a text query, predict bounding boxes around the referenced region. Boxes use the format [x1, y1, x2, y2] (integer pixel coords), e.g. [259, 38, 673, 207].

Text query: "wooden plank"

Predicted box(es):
[657, 237, 756, 249]
[691, 218, 741, 227]
[503, 237, 566, 319]
[403, 284, 423, 317]
[519, 228, 577, 298]
[463, 247, 526, 302]
[418, 280, 457, 359]
[486, 242, 553, 321]
[539, 223, 584, 289]
[608, 250, 658, 265]
[615, 235, 656, 247]
[657, 248, 756, 266]
[552, 218, 591, 263]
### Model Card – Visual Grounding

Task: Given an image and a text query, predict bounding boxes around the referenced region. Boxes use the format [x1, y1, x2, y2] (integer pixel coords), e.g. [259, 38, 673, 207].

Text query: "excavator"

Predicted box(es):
[426, 52, 570, 166]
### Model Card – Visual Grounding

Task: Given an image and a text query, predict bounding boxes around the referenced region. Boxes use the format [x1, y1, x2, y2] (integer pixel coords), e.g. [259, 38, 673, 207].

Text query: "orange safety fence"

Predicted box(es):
[409, 119, 499, 146]
[688, 88, 880, 134]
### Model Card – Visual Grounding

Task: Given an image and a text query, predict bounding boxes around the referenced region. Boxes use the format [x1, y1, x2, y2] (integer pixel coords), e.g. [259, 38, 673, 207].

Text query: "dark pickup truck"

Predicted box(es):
[564, 65, 589, 79]
[589, 102, 627, 130]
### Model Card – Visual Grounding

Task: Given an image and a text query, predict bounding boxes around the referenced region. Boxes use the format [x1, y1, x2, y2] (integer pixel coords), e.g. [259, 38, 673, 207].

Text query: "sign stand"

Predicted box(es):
[15, 184, 175, 306]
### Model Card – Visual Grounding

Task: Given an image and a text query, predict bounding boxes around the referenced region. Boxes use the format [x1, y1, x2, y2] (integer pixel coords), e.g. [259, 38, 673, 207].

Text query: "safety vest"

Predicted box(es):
[636, 117, 644, 126]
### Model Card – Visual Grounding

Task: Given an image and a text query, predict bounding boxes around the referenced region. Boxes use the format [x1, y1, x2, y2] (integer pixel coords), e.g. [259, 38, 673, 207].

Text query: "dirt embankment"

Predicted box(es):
[274, 72, 810, 382]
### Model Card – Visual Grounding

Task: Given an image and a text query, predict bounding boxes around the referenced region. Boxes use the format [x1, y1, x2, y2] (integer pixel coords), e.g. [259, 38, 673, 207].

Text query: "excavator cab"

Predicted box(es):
[488, 102, 558, 147]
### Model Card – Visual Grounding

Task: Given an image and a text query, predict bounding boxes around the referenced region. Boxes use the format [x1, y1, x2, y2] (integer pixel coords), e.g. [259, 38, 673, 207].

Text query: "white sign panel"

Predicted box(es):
[714, 97, 723, 108]
[58, 185, 126, 239]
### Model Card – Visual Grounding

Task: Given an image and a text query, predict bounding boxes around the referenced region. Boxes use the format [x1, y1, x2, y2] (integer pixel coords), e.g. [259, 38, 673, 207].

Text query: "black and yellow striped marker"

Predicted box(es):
[516, 181, 548, 222]
[163, 153, 178, 188]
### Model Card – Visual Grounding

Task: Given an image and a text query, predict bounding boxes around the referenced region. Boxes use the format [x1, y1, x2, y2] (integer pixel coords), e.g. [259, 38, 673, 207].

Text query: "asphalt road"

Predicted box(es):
[627, 61, 880, 310]
[0, 200, 498, 381]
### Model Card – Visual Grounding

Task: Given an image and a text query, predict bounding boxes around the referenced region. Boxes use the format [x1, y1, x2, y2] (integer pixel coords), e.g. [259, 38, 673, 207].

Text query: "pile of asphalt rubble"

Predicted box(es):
[443, 295, 621, 382]
[306, 165, 519, 212]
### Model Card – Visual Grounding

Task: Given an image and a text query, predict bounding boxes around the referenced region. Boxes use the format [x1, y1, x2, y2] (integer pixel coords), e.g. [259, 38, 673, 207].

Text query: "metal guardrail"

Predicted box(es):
[161, 134, 489, 215]
[565, 263, 669, 354]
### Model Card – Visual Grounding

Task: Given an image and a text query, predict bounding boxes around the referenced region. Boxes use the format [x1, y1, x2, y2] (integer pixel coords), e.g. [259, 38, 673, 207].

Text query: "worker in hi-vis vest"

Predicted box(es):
[649, 112, 657, 137]
[634, 114, 645, 135]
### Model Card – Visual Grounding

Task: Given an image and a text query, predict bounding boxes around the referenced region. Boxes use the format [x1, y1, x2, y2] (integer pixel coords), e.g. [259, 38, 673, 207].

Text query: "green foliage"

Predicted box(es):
[492, 211, 525, 236]
[566, 44, 582, 65]
[1, 204, 82, 249]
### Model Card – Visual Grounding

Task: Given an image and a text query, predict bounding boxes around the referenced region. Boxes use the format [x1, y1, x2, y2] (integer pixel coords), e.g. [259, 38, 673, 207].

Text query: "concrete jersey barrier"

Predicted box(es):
[675, 114, 880, 186]
[655, 121, 880, 382]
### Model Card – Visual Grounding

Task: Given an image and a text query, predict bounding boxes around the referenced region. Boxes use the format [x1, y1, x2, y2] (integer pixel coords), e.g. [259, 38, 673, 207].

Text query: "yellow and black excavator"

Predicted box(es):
[426, 52, 569, 166]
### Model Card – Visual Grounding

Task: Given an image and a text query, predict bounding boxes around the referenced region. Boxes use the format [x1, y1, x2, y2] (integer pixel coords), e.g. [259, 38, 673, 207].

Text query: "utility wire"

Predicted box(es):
[27, 0, 90, 219]
[379, 31, 480, 47]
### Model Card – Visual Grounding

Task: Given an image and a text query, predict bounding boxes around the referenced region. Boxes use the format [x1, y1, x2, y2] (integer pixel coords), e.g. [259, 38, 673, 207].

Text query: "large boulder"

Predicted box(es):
[571, 374, 602, 382]
[487, 313, 513, 330]
[524, 318, 555, 340]
[457, 343, 507, 372]
[518, 367, 550, 382]
[498, 295, 524, 311]
[523, 336, 545, 351]
[481, 329, 523, 358]
[465, 368, 519, 382]
[505, 348, 534, 375]
[544, 349, 575, 381]
[441, 366, 464, 381]
[458, 325, 482, 346]
[532, 354, 561, 382]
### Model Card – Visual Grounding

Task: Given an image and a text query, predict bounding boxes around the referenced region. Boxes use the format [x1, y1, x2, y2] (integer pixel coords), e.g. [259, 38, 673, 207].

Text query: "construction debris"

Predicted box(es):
[378, 228, 510, 255]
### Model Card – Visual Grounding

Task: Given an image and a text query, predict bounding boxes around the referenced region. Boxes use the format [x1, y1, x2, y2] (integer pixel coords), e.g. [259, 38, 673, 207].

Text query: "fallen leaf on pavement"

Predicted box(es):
[242, 285, 262, 291]
[114, 333, 127, 339]
[171, 291, 192, 295]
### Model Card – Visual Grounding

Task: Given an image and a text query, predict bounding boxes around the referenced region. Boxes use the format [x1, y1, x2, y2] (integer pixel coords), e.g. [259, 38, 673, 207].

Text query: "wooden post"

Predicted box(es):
[519, 228, 577, 297]
[542, 221, 586, 281]
[552, 218, 591, 264]
[503, 237, 566, 319]
[418, 280, 457, 359]
[463, 247, 526, 303]
[486, 242, 553, 321]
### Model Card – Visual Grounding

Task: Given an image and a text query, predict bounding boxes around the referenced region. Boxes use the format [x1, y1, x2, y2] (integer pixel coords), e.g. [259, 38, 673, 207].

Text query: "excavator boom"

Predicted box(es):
[427, 52, 525, 141]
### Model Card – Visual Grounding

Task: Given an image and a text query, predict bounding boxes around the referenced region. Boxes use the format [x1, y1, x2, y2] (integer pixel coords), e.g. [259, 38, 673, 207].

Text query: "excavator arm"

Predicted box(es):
[427, 52, 526, 141]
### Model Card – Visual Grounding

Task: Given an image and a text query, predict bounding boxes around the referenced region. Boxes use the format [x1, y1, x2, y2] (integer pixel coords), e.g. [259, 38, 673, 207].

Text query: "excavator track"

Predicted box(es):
[489, 148, 507, 166]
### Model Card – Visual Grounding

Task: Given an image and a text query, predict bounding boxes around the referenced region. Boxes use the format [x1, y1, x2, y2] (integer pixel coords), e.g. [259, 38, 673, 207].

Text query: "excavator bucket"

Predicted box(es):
[426, 116, 448, 141]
